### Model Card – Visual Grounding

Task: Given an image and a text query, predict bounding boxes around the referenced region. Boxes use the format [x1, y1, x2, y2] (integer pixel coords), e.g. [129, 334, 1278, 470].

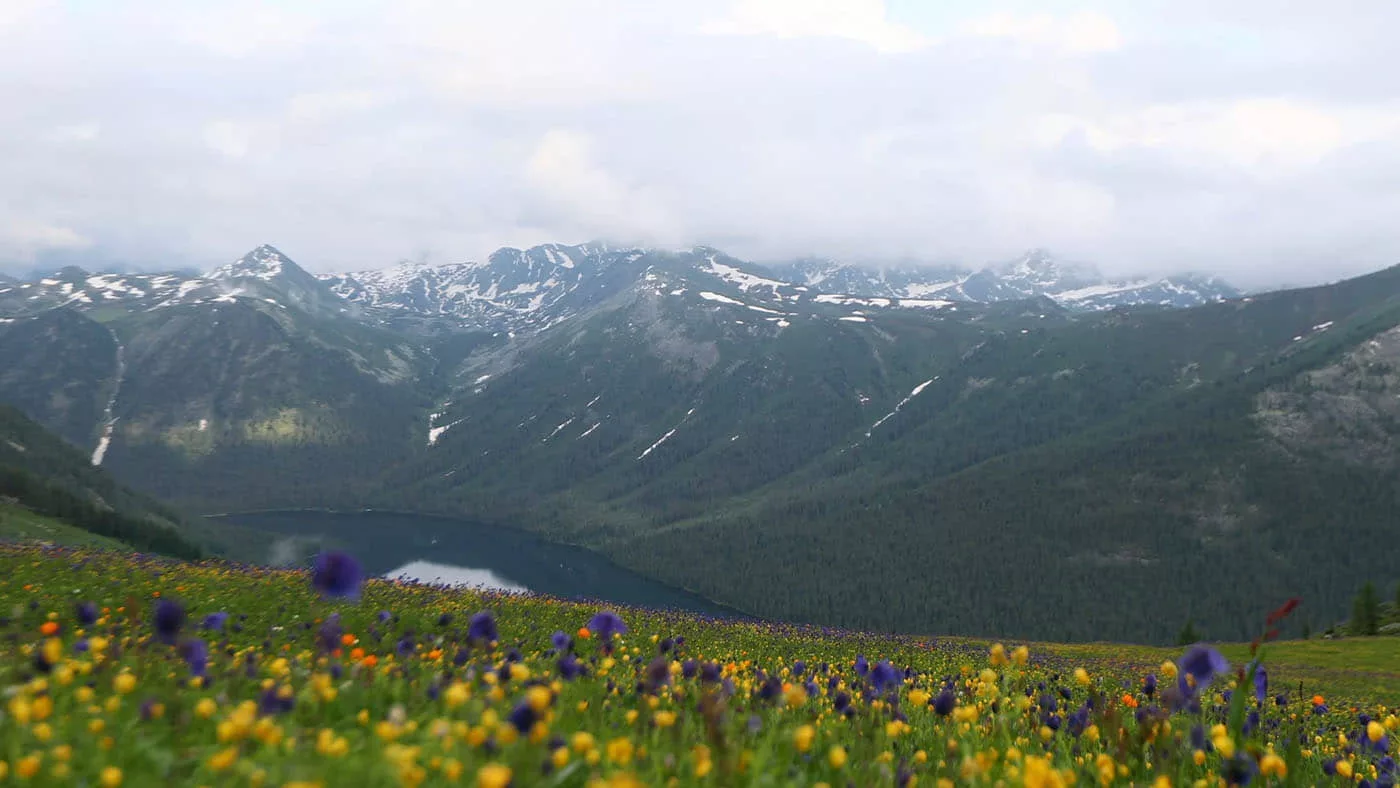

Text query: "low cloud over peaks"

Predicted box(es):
[2, 1, 1399, 287]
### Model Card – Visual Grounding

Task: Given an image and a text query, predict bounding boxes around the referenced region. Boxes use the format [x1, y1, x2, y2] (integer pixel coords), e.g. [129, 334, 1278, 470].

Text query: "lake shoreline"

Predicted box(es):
[209, 508, 756, 621]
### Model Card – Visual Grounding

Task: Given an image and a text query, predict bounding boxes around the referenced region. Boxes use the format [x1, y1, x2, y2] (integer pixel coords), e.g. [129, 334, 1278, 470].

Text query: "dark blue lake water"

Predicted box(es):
[213, 510, 744, 619]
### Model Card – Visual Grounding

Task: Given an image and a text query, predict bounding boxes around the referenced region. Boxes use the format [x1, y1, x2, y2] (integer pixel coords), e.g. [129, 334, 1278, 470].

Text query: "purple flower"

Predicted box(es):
[557, 653, 583, 680]
[587, 611, 627, 641]
[509, 700, 537, 733]
[933, 690, 956, 716]
[1178, 644, 1229, 694]
[259, 686, 295, 715]
[645, 657, 670, 692]
[1251, 663, 1268, 705]
[792, 660, 806, 676]
[1144, 674, 1157, 699]
[833, 691, 851, 712]
[202, 612, 229, 632]
[854, 655, 869, 677]
[467, 611, 498, 643]
[153, 599, 185, 644]
[311, 551, 364, 600]
[317, 614, 342, 653]
[551, 631, 571, 652]
[75, 601, 99, 626]
[870, 661, 901, 695]
[178, 638, 209, 677]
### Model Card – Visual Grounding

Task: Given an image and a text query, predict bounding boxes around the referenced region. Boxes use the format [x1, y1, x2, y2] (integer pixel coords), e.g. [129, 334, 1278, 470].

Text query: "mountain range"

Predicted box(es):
[1, 240, 1395, 644]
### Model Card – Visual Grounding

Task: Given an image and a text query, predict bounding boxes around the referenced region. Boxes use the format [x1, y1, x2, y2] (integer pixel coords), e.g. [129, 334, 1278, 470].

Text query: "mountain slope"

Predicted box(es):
[0, 404, 203, 556]
[364, 261, 1400, 643]
[766, 249, 1240, 311]
[0, 247, 438, 512]
[2, 240, 1397, 643]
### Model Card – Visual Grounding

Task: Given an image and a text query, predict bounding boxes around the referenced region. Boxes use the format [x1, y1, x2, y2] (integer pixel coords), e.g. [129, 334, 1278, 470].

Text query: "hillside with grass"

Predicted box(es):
[0, 404, 203, 557]
[0, 542, 1395, 786]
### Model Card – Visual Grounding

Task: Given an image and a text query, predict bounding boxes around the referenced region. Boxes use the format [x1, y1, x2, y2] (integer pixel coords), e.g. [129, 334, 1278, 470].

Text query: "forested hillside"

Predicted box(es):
[0, 405, 203, 556]
[3, 243, 1400, 643]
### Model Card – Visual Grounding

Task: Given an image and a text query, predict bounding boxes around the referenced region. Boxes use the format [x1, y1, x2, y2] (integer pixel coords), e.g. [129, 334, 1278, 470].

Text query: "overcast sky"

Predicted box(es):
[2, 0, 1398, 287]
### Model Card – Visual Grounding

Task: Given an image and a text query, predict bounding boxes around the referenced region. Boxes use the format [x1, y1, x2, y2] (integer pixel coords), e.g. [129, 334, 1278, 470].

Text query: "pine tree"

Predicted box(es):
[1352, 582, 1380, 636]
[1177, 620, 1200, 646]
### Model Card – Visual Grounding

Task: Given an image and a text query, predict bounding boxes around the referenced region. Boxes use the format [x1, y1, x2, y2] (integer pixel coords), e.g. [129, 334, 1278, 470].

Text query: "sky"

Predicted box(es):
[2, 0, 1399, 287]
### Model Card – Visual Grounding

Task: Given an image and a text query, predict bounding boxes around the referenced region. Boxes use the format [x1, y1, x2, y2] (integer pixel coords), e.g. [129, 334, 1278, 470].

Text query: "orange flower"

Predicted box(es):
[577, 628, 592, 639]
[351, 648, 365, 661]
[341, 634, 357, 647]
[40, 621, 59, 636]
[1312, 695, 1326, 707]
[426, 649, 443, 661]
[362, 655, 379, 668]
[1121, 694, 1139, 709]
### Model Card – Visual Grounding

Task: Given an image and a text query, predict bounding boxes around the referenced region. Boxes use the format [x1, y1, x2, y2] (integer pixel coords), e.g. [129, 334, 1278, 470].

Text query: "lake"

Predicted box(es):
[211, 510, 746, 619]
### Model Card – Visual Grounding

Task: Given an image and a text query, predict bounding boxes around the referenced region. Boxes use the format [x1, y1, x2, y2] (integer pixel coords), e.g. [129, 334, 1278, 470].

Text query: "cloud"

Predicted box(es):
[958, 11, 1122, 54]
[703, 0, 927, 53]
[524, 129, 682, 244]
[0, 0, 1398, 289]
[1, 219, 92, 261]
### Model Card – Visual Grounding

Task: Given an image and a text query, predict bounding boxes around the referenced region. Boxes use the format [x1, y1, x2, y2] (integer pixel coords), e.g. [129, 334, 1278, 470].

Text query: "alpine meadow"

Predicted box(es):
[4, 1, 1400, 785]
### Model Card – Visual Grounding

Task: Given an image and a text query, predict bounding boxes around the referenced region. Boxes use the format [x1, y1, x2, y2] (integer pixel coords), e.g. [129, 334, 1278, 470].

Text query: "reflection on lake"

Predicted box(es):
[384, 560, 529, 593]
[213, 510, 745, 619]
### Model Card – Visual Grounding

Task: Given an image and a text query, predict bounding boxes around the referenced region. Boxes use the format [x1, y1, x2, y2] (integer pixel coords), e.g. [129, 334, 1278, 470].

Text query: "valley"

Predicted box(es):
[2, 242, 1398, 645]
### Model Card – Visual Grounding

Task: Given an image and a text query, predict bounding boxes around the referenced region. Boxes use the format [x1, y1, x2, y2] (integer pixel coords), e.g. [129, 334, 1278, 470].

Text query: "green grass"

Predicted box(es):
[1, 543, 1396, 786]
[1031, 638, 1400, 708]
[0, 502, 131, 551]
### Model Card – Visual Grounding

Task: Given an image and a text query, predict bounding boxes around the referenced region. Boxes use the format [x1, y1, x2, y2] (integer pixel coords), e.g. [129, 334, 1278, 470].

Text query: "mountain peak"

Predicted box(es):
[207, 244, 301, 281]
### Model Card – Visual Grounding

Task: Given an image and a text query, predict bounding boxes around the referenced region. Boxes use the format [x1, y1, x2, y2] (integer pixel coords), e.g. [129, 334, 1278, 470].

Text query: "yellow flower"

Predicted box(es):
[990, 643, 1008, 667]
[1259, 753, 1287, 779]
[607, 738, 634, 766]
[1074, 668, 1090, 686]
[1337, 760, 1354, 779]
[442, 758, 463, 781]
[207, 747, 238, 772]
[784, 683, 808, 708]
[476, 763, 512, 788]
[195, 698, 217, 719]
[572, 731, 596, 755]
[654, 711, 677, 728]
[100, 766, 124, 787]
[1160, 661, 1177, 680]
[17, 755, 41, 780]
[1012, 646, 1030, 666]
[526, 686, 552, 714]
[1369, 720, 1386, 743]
[794, 724, 817, 753]
[828, 746, 847, 769]
[113, 673, 136, 694]
[1022, 755, 1066, 788]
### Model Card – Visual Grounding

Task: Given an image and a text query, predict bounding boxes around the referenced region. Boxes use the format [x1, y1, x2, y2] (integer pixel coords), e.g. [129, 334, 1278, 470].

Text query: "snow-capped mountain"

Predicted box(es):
[764, 249, 1240, 310]
[321, 243, 645, 331]
[1, 242, 1239, 333]
[0, 244, 349, 318]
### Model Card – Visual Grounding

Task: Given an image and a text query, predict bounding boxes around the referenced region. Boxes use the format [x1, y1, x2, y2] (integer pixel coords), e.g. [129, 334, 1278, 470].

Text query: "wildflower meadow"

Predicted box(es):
[0, 542, 1396, 786]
